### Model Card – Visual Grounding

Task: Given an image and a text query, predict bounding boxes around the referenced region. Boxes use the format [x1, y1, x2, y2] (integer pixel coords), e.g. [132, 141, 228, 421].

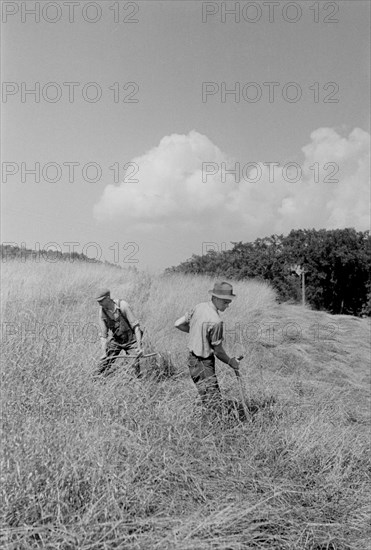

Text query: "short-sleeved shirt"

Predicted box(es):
[99, 299, 139, 344]
[185, 301, 223, 358]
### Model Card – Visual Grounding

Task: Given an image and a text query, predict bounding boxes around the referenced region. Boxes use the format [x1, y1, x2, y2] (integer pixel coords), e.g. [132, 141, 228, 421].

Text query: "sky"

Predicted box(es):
[1, 0, 370, 271]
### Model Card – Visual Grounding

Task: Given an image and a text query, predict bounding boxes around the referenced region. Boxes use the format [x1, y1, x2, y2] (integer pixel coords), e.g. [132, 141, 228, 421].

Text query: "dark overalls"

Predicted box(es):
[96, 301, 139, 377]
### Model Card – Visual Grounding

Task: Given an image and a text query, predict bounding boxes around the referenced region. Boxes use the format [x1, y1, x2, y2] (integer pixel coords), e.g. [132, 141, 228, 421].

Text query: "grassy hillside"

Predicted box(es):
[1, 261, 370, 549]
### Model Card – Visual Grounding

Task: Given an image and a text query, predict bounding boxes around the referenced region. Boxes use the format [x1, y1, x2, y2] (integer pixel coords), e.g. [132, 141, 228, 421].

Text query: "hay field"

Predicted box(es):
[1, 260, 370, 549]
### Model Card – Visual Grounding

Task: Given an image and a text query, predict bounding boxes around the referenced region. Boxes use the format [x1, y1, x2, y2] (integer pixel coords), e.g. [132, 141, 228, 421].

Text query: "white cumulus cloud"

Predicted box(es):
[94, 128, 370, 239]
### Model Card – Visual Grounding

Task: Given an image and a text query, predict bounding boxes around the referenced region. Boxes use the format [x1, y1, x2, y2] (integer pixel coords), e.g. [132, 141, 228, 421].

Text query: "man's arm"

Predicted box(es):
[208, 322, 240, 371]
[134, 325, 142, 349]
[119, 300, 143, 350]
[98, 308, 109, 355]
[213, 343, 240, 371]
[174, 315, 190, 333]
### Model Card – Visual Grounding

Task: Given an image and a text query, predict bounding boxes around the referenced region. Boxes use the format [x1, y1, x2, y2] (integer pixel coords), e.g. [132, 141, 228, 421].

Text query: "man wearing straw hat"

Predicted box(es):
[175, 282, 241, 411]
[94, 289, 143, 378]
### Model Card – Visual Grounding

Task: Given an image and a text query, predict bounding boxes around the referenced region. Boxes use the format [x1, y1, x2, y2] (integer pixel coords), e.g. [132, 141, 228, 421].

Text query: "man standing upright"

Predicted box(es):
[175, 282, 241, 411]
[94, 289, 143, 378]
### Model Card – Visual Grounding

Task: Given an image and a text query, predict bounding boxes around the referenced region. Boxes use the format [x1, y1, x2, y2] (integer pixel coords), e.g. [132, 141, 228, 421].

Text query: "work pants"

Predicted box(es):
[95, 339, 140, 378]
[188, 352, 222, 410]
[188, 352, 247, 421]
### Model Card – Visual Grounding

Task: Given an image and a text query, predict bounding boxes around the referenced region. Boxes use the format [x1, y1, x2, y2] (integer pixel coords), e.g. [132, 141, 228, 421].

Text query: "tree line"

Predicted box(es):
[166, 228, 371, 316]
[0, 244, 123, 270]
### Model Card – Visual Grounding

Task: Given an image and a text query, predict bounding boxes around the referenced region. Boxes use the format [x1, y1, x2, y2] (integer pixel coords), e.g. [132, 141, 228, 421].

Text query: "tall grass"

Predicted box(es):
[1, 261, 370, 549]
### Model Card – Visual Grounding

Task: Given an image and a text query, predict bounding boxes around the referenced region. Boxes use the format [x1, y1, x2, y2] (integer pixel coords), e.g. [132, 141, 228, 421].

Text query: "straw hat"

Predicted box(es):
[208, 281, 236, 300]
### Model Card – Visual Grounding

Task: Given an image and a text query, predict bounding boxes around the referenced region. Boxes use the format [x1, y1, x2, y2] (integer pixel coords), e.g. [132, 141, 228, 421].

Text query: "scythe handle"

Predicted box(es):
[234, 356, 250, 419]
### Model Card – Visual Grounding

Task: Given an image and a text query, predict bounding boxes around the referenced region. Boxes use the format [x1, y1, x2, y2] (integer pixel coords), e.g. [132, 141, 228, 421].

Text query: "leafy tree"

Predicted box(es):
[166, 228, 371, 316]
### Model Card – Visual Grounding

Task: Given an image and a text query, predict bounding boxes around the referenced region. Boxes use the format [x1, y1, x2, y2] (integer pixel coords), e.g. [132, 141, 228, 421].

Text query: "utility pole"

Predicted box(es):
[302, 268, 305, 306]
[290, 264, 306, 306]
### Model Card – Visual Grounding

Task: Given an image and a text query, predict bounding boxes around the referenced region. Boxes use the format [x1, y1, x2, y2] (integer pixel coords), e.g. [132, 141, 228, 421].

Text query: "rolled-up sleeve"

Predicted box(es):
[98, 308, 108, 338]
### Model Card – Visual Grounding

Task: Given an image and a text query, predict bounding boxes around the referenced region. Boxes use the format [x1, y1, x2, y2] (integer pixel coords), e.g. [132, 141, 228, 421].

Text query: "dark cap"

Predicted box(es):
[96, 289, 110, 301]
